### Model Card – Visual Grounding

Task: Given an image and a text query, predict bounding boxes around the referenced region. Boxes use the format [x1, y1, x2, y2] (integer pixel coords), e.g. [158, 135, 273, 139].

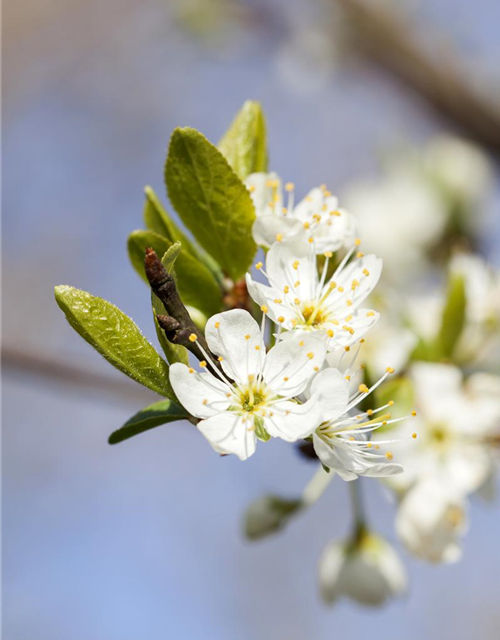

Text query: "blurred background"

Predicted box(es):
[3, 0, 500, 638]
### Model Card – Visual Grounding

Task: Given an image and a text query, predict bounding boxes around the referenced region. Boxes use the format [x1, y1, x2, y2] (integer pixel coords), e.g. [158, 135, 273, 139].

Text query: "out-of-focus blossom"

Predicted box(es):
[396, 478, 468, 563]
[381, 362, 500, 495]
[423, 135, 493, 218]
[319, 531, 407, 606]
[342, 169, 447, 282]
[246, 173, 356, 253]
[246, 237, 381, 351]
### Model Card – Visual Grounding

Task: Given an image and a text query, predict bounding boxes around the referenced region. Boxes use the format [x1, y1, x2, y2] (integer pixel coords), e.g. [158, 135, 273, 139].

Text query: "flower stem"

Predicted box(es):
[301, 466, 334, 506]
[349, 479, 367, 538]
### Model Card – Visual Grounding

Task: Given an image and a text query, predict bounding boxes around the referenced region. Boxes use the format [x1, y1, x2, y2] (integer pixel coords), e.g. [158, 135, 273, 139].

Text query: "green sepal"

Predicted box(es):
[108, 400, 190, 444]
[165, 127, 257, 281]
[218, 100, 268, 179]
[254, 416, 271, 442]
[436, 273, 466, 359]
[54, 285, 175, 399]
[244, 495, 302, 541]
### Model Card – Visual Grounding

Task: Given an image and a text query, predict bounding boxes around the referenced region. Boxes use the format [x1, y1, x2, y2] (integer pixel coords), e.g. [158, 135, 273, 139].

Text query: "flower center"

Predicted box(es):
[301, 304, 329, 327]
[238, 383, 268, 413]
[429, 423, 450, 447]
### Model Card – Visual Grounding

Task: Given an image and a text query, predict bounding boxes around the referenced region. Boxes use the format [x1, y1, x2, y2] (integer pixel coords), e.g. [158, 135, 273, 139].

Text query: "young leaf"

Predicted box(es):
[108, 399, 190, 444]
[144, 186, 223, 283]
[127, 230, 222, 317]
[218, 100, 268, 179]
[54, 285, 175, 399]
[165, 127, 257, 281]
[436, 273, 466, 359]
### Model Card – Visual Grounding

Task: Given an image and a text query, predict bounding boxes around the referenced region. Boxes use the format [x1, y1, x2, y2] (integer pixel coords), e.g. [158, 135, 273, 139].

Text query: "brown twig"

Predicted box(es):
[334, 0, 500, 157]
[144, 247, 217, 363]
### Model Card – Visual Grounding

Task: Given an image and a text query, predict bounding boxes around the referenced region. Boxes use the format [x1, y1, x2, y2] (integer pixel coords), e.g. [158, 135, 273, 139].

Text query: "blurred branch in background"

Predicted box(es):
[3, 346, 155, 404]
[332, 0, 500, 157]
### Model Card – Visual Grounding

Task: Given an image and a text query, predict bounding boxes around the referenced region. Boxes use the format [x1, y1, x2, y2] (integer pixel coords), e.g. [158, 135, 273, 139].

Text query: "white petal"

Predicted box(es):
[205, 309, 265, 383]
[264, 398, 322, 442]
[266, 237, 319, 302]
[246, 172, 283, 217]
[197, 411, 257, 460]
[309, 368, 349, 422]
[326, 254, 383, 310]
[169, 363, 230, 419]
[327, 309, 380, 350]
[318, 541, 346, 605]
[245, 274, 296, 327]
[263, 335, 326, 396]
[252, 215, 304, 248]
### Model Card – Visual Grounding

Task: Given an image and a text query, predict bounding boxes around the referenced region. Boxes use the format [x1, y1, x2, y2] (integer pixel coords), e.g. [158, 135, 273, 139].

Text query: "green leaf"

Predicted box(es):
[108, 400, 189, 444]
[143, 186, 224, 284]
[436, 273, 467, 359]
[152, 293, 189, 365]
[165, 127, 257, 281]
[54, 285, 175, 399]
[244, 495, 302, 541]
[127, 230, 222, 317]
[218, 100, 268, 179]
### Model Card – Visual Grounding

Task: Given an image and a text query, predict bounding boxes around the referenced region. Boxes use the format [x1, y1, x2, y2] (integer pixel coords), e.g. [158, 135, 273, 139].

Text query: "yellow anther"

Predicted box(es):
[200, 360, 207, 368]
[276, 233, 283, 242]
[294, 297, 301, 305]
[382, 421, 388, 426]
[202, 399, 208, 405]
[277, 316, 285, 323]
[260, 305, 268, 313]
[358, 384, 369, 393]
[255, 262, 263, 270]
[283, 376, 289, 381]
[329, 280, 337, 290]
[291, 319, 298, 327]
[226, 392, 231, 397]
[245, 334, 251, 340]
[366, 311, 375, 317]
[314, 366, 319, 372]
[282, 207, 288, 215]
[285, 182, 294, 191]
[412, 432, 418, 439]
[313, 214, 322, 222]
[350, 437, 355, 441]
[351, 279, 359, 289]
[345, 375, 351, 381]
[345, 315, 353, 322]
[214, 321, 220, 329]
[375, 445, 380, 450]
[299, 340, 305, 346]
[323, 190, 331, 197]
[343, 325, 354, 335]
[345, 346, 350, 352]
[367, 409, 373, 416]
[362, 268, 370, 276]
[303, 222, 310, 229]
[294, 281, 300, 288]
[188, 368, 195, 374]
[189, 333, 198, 342]
[327, 329, 334, 338]
[366, 442, 372, 449]
[360, 338, 365, 344]
[324, 251, 333, 258]
[388, 400, 394, 406]
[338, 286, 344, 293]
[346, 300, 353, 307]
[306, 352, 314, 359]
[248, 185, 256, 193]
[285, 410, 290, 415]
[283, 285, 290, 294]
[218, 356, 224, 362]
[274, 298, 282, 304]
[411, 410, 417, 417]
[355, 238, 361, 246]
[308, 237, 314, 244]
[255, 345, 260, 351]
[385, 451, 394, 460]
[357, 251, 365, 258]
[386, 367, 395, 374]
[293, 260, 300, 270]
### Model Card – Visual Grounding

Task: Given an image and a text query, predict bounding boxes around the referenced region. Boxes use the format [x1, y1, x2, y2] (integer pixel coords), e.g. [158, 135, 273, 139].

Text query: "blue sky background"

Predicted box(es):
[3, 1, 500, 638]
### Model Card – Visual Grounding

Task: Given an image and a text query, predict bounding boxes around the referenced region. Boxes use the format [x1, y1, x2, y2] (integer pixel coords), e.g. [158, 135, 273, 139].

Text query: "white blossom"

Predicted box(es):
[319, 532, 407, 606]
[396, 478, 468, 564]
[309, 368, 407, 480]
[169, 309, 327, 460]
[246, 172, 356, 253]
[246, 237, 382, 351]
